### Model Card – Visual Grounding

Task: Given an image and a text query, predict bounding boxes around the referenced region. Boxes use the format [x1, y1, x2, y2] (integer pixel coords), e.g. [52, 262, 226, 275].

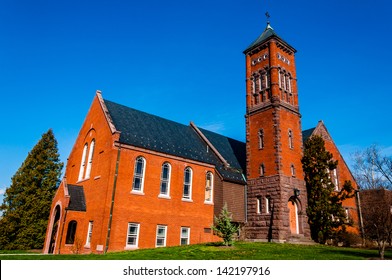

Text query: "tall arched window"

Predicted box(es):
[260, 164, 265, 177]
[132, 157, 146, 193]
[288, 129, 294, 149]
[205, 172, 213, 203]
[291, 164, 296, 177]
[159, 162, 171, 197]
[78, 144, 88, 181]
[183, 167, 193, 200]
[65, 220, 77, 244]
[258, 129, 264, 149]
[85, 139, 95, 179]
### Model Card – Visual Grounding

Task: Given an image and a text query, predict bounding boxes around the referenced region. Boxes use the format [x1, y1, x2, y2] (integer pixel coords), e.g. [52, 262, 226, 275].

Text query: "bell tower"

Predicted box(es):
[244, 19, 310, 242]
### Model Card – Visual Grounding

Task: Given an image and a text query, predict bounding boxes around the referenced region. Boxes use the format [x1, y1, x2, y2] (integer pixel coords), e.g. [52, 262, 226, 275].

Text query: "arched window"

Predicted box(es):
[258, 129, 264, 149]
[291, 164, 296, 177]
[183, 167, 193, 200]
[205, 172, 213, 203]
[260, 164, 265, 177]
[65, 220, 77, 244]
[160, 162, 171, 197]
[132, 157, 146, 193]
[85, 139, 95, 179]
[288, 129, 294, 149]
[78, 144, 88, 181]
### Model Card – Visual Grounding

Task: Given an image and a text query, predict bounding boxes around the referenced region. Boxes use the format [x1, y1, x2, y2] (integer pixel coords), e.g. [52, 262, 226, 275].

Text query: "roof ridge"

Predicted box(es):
[190, 122, 230, 167]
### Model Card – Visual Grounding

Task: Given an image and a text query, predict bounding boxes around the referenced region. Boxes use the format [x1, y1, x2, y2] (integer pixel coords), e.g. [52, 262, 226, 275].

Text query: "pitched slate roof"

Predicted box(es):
[302, 127, 316, 143]
[67, 185, 86, 212]
[104, 99, 246, 184]
[243, 22, 296, 54]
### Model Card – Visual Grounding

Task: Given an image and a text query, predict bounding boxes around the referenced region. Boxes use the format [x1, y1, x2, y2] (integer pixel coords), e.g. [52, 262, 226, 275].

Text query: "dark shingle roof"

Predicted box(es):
[302, 127, 316, 143]
[104, 100, 246, 184]
[67, 185, 86, 212]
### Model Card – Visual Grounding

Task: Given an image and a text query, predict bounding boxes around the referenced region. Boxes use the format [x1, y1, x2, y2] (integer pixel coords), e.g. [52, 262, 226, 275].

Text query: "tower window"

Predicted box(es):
[291, 164, 296, 177]
[256, 196, 262, 214]
[266, 197, 271, 214]
[288, 129, 294, 149]
[258, 129, 264, 149]
[251, 77, 256, 94]
[260, 164, 265, 176]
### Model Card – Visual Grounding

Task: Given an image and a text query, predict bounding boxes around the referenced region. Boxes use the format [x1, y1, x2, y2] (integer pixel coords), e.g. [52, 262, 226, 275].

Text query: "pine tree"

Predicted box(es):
[0, 129, 63, 250]
[301, 135, 354, 244]
[212, 203, 239, 246]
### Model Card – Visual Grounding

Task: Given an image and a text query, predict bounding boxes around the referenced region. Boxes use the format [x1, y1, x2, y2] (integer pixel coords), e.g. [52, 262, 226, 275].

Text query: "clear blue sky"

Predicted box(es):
[1, 0, 391, 205]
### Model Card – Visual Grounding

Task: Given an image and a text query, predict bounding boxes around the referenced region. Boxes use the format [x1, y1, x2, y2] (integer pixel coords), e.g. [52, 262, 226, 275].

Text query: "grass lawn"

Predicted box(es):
[0, 242, 391, 260]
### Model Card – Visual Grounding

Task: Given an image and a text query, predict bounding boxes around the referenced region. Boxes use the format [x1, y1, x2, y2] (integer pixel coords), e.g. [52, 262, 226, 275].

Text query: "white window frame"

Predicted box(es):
[125, 223, 140, 249]
[132, 156, 146, 194]
[159, 162, 171, 198]
[205, 172, 214, 203]
[182, 167, 193, 201]
[156, 225, 167, 247]
[85, 221, 93, 248]
[85, 139, 95, 179]
[266, 197, 271, 214]
[256, 197, 262, 214]
[180, 227, 190, 245]
[78, 143, 88, 181]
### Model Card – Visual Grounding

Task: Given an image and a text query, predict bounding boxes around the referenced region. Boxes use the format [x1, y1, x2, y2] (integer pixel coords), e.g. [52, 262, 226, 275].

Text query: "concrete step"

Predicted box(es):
[286, 234, 316, 245]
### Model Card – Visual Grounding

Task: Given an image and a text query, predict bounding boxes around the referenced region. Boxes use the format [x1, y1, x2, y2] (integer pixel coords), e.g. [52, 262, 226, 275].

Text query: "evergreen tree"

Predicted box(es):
[301, 135, 354, 244]
[212, 203, 239, 246]
[0, 129, 63, 250]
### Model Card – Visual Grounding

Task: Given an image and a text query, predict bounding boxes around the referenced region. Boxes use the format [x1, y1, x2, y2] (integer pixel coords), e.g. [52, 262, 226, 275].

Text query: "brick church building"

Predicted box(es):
[44, 21, 359, 254]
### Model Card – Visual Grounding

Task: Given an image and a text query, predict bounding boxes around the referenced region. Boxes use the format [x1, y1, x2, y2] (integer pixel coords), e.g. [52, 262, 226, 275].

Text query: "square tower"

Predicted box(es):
[244, 22, 310, 242]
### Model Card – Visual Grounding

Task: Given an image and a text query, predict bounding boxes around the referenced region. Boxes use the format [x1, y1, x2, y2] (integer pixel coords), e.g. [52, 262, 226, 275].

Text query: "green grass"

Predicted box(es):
[0, 242, 390, 260]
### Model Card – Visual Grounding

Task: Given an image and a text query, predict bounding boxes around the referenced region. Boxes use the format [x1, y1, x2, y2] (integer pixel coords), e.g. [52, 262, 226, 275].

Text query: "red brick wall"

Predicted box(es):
[44, 94, 221, 254]
[312, 124, 360, 233]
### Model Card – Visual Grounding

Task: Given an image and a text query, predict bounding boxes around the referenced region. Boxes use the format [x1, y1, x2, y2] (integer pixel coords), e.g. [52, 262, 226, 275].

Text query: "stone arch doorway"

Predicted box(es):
[287, 199, 299, 234]
[48, 205, 61, 254]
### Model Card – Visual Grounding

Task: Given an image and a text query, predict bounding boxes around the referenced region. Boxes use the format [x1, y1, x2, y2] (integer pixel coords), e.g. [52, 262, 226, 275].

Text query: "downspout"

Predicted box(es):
[242, 173, 248, 223]
[105, 144, 121, 253]
[355, 190, 365, 244]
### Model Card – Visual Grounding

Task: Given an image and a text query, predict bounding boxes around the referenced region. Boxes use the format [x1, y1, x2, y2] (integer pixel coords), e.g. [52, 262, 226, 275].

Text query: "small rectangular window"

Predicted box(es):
[126, 223, 140, 248]
[156, 225, 167, 247]
[180, 227, 190, 245]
